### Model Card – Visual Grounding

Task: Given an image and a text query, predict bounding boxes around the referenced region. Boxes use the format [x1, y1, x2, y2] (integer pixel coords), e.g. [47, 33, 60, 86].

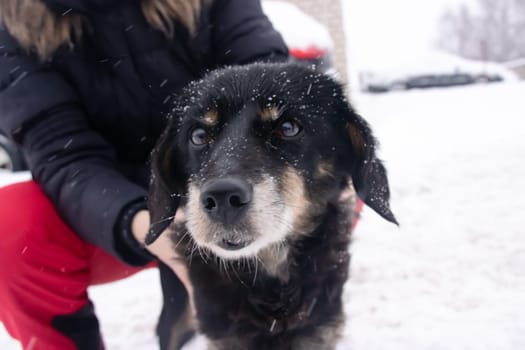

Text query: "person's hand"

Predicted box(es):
[131, 208, 193, 299]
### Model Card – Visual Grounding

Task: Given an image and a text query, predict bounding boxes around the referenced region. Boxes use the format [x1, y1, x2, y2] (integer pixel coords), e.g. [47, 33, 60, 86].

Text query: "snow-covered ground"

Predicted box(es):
[2, 81, 525, 349]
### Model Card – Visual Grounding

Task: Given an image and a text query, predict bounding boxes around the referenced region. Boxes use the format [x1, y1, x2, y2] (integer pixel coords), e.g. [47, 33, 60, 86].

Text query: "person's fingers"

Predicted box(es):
[152, 232, 195, 315]
[173, 205, 186, 223]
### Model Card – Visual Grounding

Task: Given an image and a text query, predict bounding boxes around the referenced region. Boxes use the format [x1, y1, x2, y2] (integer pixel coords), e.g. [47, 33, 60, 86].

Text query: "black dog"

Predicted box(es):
[147, 62, 397, 350]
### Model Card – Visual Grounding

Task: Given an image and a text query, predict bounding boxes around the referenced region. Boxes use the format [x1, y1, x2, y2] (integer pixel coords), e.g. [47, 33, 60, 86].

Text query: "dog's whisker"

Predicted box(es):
[244, 256, 252, 275]
[188, 241, 201, 266]
[255, 255, 268, 271]
[172, 230, 190, 250]
[252, 257, 259, 286]
[150, 215, 176, 227]
[196, 245, 209, 264]
[221, 258, 228, 278]
[187, 246, 195, 265]
[225, 259, 234, 281]
[216, 255, 232, 281]
[218, 257, 225, 276]
[230, 262, 248, 288]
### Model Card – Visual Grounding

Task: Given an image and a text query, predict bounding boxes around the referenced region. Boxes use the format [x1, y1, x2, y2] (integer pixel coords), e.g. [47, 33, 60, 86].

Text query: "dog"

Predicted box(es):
[146, 62, 397, 350]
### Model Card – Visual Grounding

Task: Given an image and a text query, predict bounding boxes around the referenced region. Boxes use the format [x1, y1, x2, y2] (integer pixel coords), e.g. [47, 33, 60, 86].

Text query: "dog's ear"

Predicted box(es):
[345, 113, 398, 225]
[145, 117, 186, 245]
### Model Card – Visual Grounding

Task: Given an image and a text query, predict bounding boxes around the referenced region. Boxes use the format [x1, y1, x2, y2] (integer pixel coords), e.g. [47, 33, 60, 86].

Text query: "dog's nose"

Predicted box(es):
[200, 178, 253, 225]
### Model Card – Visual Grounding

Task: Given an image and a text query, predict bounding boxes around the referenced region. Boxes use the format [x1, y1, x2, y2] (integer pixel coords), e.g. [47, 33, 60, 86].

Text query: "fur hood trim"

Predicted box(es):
[0, 0, 202, 60]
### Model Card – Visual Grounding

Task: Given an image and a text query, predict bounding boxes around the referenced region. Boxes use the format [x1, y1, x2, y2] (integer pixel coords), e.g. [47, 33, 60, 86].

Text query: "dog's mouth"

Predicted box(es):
[185, 175, 300, 260]
[200, 227, 264, 259]
[214, 230, 253, 251]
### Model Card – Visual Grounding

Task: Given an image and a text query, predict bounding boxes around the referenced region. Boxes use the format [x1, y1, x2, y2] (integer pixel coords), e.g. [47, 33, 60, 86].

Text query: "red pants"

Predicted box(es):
[0, 181, 155, 350]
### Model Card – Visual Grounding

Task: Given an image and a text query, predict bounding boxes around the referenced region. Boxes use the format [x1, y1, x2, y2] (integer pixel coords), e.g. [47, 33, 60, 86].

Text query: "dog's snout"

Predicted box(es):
[200, 178, 252, 224]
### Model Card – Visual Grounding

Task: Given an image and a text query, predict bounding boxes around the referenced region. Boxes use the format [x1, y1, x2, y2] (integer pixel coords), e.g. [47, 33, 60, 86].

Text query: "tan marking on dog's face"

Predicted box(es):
[340, 179, 358, 204]
[186, 184, 216, 246]
[259, 106, 283, 121]
[315, 161, 335, 179]
[281, 167, 313, 235]
[203, 110, 219, 126]
[347, 123, 366, 155]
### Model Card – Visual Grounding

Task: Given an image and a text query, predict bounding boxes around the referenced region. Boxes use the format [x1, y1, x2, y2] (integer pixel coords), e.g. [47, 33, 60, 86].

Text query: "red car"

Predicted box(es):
[262, 1, 335, 74]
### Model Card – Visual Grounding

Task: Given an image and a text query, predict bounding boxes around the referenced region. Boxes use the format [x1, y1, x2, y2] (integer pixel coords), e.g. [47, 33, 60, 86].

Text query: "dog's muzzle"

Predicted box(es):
[200, 177, 253, 250]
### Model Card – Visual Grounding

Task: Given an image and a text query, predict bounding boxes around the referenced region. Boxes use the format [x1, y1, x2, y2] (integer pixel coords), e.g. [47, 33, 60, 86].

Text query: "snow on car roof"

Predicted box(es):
[361, 50, 518, 85]
[262, 1, 334, 51]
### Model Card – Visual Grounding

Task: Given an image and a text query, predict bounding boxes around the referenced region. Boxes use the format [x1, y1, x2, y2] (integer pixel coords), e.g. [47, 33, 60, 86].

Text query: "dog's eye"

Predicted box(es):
[190, 127, 211, 146]
[276, 120, 302, 138]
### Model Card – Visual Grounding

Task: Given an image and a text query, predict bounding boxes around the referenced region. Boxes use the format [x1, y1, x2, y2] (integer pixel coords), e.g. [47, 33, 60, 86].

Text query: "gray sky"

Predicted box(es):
[342, 0, 477, 70]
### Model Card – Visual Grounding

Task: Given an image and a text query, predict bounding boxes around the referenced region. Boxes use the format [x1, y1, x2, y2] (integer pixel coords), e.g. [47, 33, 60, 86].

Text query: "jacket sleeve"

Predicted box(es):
[0, 26, 152, 266]
[210, 0, 289, 65]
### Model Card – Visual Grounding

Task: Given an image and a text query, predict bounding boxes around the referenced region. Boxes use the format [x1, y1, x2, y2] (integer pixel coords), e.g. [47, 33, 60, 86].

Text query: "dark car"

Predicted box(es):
[404, 73, 476, 89]
[0, 133, 26, 171]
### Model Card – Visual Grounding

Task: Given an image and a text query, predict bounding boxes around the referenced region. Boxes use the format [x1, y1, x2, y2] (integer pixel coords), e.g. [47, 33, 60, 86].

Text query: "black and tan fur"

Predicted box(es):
[148, 62, 397, 350]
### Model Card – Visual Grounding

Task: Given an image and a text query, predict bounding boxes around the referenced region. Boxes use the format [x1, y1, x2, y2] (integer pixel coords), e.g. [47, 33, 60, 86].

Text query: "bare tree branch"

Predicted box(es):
[437, 0, 525, 62]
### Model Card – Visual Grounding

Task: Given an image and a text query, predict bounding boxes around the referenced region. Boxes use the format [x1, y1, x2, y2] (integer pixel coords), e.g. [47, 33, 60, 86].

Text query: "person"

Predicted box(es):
[0, 0, 288, 349]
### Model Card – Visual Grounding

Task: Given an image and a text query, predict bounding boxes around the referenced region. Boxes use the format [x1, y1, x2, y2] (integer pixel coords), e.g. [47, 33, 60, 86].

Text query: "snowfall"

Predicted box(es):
[1, 77, 524, 349]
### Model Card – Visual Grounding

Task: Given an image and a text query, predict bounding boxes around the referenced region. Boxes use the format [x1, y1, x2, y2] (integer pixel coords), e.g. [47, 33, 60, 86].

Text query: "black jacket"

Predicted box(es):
[0, 0, 288, 265]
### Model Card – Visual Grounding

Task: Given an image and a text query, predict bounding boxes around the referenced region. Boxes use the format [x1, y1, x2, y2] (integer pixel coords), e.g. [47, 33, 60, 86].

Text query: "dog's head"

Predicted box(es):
[147, 63, 396, 259]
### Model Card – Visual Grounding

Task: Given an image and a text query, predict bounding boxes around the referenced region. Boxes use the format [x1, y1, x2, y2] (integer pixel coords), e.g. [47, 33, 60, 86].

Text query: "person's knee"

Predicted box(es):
[0, 181, 89, 292]
[0, 183, 52, 334]
[0, 182, 93, 343]
[0, 180, 53, 230]
[0, 182, 44, 276]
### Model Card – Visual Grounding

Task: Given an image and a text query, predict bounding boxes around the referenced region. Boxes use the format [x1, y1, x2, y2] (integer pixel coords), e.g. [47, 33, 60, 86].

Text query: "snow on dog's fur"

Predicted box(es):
[147, 62, 397, 350]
